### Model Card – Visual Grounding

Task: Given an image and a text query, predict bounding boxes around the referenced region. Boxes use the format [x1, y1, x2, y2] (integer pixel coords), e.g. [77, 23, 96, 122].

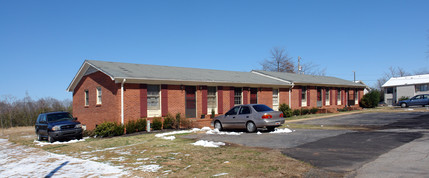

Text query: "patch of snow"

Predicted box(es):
[184, 165, 192, 170]
[185, 154, 190, 156]
[200, 127, 212, 131]
[206, 128, 243, 135]
[213, 173, 229, 177]
[257, 131, 262, 135]
[0, 139, 127, 177]
[191, 140, 225, 148]
[223, 161, 230, 164]
[34, 137, 89, 147]
[270, 128, 293, 134]
[137, 158, 150, 161]
[135, 164, 162, 172]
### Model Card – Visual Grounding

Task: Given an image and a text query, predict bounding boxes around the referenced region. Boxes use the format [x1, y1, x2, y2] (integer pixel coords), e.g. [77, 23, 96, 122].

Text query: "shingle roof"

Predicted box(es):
[86, 60, 291, 86]
[252, 70, 365, 87]
[382, 74, 429, 87]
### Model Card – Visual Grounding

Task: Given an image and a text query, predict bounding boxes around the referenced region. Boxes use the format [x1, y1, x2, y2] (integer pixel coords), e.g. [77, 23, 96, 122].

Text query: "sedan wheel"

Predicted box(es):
[214, 121, 223, 131]
[401, 103, 407, 108]
[246, 122, 256, 133]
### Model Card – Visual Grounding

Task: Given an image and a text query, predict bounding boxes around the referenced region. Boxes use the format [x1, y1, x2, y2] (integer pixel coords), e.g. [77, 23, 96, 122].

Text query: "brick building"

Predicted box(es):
[67, 60, 365, 130]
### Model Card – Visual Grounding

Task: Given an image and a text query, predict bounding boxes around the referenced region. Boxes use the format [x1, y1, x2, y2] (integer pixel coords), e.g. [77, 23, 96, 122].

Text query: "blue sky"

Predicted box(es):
[1, 0, 428, 100]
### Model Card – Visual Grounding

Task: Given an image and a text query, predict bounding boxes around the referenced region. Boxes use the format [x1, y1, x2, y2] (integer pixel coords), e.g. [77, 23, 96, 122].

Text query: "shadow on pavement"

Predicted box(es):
[45, 161, 69, 178]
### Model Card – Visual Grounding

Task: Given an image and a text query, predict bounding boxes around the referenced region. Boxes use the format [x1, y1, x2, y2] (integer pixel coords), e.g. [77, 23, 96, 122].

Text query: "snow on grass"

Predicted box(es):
[269, 128, 293, 134]
[213, 173, 229, 177]
[0, 139, 127, 177]
[191, 140, 225, 148]
[206, 128, 243, 135]
[34, 137, 89, 147]
[134, 164, 162, 172]
[155, 127, 243, 140]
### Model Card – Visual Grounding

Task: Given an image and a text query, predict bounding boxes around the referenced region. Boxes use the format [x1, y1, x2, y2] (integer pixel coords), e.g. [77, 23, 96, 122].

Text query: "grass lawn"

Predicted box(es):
[1, 126, 315, 177]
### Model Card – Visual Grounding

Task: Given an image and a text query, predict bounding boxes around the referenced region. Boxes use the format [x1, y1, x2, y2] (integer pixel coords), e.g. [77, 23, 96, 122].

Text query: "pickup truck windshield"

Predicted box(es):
[47, 113, 74, 122]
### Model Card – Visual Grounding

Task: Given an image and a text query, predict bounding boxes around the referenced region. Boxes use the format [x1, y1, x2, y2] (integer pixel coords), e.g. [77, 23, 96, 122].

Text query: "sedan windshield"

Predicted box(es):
[252, 105, 273, 112]
[47, 113, 74, 122]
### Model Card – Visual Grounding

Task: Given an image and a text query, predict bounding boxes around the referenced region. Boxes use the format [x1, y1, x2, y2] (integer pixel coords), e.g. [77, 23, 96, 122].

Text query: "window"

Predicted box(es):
[96, 87, 102, 105]
[301, 87, 307, 106]
[386, 87, 394, 94]
[84, 90, 89, 106]
[416, 84, 428, 92]
[234, 88, 242, 105]
[273, 89, 279, 106]
[207, 87, 217, 112]
[239, 106, 251, 115]
[226, 106, 240, 115]
[337, 89, 341, 105]
[355, 89, 358, 104]
[252, 104, 274, 112]
[325, 88, 330, 105]
[147, 85, 160, 110]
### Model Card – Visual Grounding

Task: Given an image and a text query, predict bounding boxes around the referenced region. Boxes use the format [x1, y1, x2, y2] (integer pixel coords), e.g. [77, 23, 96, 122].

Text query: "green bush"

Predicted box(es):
[174, 113, 182, 129]
[310, 107, 319, 114]
[163, 114, 175, 129]
[95, 122, 124, 137]
[279, 103, 293, 117]
[211, 109, 216, 118]
[359, 90, 380, 108]
[152, 117, 163, 130]
[125, 120, 137, 134]
[398, 96, 410, 101]
[136, 118, 147, 132]
[293, 109, 301, 116]
[301, 108, 310, 115]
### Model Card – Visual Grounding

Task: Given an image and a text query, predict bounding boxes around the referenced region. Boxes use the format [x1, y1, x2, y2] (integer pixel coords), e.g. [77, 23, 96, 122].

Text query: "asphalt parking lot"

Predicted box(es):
[183, 111, 429, 176]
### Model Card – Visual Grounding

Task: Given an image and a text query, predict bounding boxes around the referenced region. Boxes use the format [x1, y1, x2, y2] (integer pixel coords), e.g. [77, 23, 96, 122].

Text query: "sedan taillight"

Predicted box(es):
[262, 114, 272, 119]
[280, 113, 284, 118]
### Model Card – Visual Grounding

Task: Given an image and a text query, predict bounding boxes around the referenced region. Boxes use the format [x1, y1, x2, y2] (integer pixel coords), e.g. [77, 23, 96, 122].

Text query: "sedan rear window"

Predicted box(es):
[252, 105, 273, 112]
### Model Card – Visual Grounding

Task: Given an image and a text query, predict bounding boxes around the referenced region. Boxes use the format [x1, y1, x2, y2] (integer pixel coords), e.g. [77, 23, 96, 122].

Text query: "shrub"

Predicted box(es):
[174, 113, 182, 129]
[211, 109, 216, 118]
[301, 108, 310, 115]
[180, 117, 194, 129]
[279, 104, 293, 117]
[95, 122, 124, 137]
[398, 96, 410, 101]
[293, 109, 301, 116]
[310, 107, 319, 114]
[359, 90, 380, 108]
[83, 129, 95, 137]
[152, 117, 163, 130]
[136, 118, 147, 132]
[125, 120, 137, 134]
[163, 114, 175, 129]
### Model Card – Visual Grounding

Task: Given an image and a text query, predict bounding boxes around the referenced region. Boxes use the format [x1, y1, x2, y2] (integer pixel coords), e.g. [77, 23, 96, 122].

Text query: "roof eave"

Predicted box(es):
[66, 60, 115, 92]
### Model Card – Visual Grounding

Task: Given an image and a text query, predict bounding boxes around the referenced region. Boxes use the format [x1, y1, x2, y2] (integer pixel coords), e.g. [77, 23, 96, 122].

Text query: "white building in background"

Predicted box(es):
[354, 81, 371, 95]
[382, 74, 429, 106]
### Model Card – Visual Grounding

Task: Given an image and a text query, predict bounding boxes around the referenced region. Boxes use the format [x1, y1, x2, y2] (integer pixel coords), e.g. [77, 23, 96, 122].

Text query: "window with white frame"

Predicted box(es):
[325, 88, 330, 105]
[355, 89, 358, 104]
[207, 87, 217, 113]
[416, 84, 428, 92]
[337, 89, 341, 105]
[273, 89, 279, 110]
[234, 88, 242, 105]
[147, 85, 160, 110]
[301, 87, 307, 106]
[96, 87, 102, 105]
[84, 90, 89, 106]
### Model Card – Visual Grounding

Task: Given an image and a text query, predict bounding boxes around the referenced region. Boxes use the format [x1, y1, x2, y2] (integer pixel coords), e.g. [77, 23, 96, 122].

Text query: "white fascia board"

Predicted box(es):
[251, 71, 293, 84]
[66, 60, 115, 92]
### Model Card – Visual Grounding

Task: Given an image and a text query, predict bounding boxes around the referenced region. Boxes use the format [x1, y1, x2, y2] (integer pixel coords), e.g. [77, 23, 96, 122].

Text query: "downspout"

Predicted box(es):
[121, 78, 126, 125]
[289, 84, 294, 107]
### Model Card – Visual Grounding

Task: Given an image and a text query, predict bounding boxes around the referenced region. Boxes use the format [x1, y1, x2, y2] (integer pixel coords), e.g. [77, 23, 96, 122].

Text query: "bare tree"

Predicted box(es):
[298, 60, 327, 76]
[261, 47, 294, 72]
[375, 66, 410, 91]
[414, 68, 429, 75]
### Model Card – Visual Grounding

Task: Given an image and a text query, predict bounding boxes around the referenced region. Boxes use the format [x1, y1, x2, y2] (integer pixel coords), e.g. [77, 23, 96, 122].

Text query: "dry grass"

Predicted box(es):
[2, 126, 315, 177]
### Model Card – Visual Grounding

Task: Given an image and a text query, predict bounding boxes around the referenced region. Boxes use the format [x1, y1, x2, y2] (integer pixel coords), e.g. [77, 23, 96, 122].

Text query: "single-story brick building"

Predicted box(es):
[67, 60, 365, 130]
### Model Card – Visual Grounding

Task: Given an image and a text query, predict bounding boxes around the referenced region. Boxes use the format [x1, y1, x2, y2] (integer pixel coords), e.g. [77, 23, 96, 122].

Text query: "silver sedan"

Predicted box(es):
[211, 104, 285, 133]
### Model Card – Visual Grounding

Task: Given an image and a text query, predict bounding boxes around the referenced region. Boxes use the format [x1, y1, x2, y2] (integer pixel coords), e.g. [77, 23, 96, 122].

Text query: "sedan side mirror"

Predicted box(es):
[74, 117, 78, 121]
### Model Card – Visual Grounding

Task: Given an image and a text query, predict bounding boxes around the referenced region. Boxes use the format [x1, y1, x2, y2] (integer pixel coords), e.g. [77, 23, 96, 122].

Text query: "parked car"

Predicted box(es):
[211, 104, 285, 133]
[35, 112, 83, 143]
[398, 94, 429, 108]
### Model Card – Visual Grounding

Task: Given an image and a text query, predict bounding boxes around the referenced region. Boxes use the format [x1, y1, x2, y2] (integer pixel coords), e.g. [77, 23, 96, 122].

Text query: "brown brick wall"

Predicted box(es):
[73, 71, 120, 130]
[258, 88, 273, 108]
[167, 85, 185, 116]
[222, 87, 233, 112]
[290, 87, 301, 109]
[279, 88, 289, 106]
[123, 83, 142, 123]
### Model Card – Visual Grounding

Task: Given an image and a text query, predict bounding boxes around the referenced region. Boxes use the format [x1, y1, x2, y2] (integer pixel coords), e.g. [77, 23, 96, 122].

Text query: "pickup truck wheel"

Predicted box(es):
[48, 134, 55, 143]
[76, 135, 83, 140]
[401, 103, 407, 108]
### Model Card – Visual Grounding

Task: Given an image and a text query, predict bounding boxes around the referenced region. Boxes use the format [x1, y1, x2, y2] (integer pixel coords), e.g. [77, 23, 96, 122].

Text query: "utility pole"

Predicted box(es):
[353, 71, 356, 82]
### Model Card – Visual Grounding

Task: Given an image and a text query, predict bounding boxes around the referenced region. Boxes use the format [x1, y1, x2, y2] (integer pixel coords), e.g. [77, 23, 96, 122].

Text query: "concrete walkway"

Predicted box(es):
[353, 132, 429, 178]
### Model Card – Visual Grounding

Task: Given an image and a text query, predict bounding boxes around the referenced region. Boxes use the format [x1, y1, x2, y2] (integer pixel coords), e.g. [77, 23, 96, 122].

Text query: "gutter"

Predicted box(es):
[289, 83, 294, 107]
[121, 78, 126, 125]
